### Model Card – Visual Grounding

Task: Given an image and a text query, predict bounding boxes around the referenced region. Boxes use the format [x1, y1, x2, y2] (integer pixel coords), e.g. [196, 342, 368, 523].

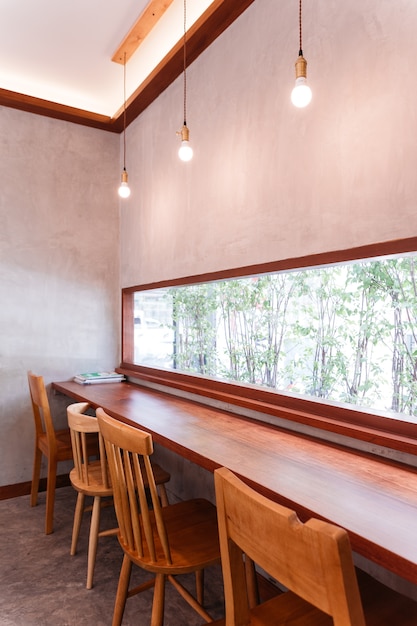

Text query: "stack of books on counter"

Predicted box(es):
[73, 371, 125, 385]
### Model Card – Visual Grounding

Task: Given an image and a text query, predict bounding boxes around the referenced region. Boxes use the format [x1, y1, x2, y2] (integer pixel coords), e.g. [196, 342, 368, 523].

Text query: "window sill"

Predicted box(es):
[117, 364, 417, 458]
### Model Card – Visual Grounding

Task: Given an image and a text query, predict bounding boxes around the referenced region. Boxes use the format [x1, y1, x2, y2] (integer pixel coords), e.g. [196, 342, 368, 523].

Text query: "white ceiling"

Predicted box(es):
[0, 0, 214, 119]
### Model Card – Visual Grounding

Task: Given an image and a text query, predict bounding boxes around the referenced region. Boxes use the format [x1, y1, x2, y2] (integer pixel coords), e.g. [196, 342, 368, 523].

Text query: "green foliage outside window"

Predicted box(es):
[134, 255, 417, 419]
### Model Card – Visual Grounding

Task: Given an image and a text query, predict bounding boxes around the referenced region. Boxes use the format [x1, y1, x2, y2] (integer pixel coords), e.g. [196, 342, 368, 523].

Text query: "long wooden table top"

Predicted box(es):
[53, 379, 417, 585]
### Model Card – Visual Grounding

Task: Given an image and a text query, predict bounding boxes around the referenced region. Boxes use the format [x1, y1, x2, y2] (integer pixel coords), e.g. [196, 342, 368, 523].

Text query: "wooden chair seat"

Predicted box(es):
[70, 459, 170, 501]
[36, 429, 73, 458]
[70, 460, 113, 495]
[121, 498, 219, 573]
[96, 407, 221, 626]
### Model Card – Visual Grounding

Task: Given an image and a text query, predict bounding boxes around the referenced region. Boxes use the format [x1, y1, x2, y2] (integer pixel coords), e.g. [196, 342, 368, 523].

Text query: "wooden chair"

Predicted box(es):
[68, 402, 171, 589]
[96, 407, 220, 626]
[212, 466, 367, 626]
[28, 371, 74, 535]
[67, 402, 118, 589]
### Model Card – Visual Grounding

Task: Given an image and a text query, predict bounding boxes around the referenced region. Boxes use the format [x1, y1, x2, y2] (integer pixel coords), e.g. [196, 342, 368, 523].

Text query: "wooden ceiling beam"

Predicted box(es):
[112, 0, 175, 65]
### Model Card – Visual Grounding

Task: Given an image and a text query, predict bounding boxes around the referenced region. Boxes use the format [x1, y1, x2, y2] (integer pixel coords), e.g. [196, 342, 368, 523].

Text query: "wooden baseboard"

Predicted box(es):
[0, 474, 71, 500]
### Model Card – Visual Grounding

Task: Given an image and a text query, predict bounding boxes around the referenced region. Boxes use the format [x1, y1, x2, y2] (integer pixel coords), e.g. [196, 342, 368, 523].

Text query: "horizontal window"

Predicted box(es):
[120, 238, 417, 454]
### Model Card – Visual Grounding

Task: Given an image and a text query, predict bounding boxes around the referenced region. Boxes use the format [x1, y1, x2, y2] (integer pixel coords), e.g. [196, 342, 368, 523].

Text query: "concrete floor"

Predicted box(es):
[0, 487, 225, 626]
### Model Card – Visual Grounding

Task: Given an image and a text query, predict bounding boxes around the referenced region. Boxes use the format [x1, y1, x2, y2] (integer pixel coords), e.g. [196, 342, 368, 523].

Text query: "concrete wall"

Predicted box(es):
[0, 107, 120, 486]
[120, 0, 417, 287]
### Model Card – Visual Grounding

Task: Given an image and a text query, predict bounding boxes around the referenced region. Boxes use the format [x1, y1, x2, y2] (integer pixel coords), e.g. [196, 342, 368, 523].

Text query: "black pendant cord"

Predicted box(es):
[122, 51, 127, 170]
[182, 0, 187, 127]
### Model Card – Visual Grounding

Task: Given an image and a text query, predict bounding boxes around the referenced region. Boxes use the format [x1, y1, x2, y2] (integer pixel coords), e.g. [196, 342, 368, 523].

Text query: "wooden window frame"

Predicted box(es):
[118, 237, 417, 456]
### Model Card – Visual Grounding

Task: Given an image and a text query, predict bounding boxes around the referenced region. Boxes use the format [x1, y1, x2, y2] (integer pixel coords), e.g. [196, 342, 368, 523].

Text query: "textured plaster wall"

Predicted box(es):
[120, 0, 417, 288]
[0, 107, 120, 486]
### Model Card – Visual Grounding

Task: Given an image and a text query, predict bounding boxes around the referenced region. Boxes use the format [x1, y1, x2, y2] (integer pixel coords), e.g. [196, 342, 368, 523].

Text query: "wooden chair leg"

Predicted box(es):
[86, 496, 101, 589]
[45, 458, 57, 534]
[151, 573, 165, 626]
[112, 554, 132, 626]
[196, 569, 204, 605]
[31, 446, 42, 507]
[70, 492, 85, 556]
[245, 555, 259, 608]
[158, 483, 169, 507]
[168, 574, 214, 622]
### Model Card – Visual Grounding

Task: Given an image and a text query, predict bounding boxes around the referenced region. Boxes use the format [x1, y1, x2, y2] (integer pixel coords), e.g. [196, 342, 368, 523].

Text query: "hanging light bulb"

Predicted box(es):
[177, 0, 193, 161]
[118, 52, 131, 198]
[291, 0, 312, 108]
[118, 167, 130, 198]
[178, 123, 193, 161]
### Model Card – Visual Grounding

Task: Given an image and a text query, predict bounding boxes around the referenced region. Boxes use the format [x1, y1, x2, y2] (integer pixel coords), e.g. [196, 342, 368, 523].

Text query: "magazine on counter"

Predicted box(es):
[73, 371, 125, 385]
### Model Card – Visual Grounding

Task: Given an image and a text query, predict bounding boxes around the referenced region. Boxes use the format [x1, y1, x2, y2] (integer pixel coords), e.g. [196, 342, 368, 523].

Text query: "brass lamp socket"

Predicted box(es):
[180, 125, 190, 141]
[295, 55, 308, 79]
[121, 168, 129, 184]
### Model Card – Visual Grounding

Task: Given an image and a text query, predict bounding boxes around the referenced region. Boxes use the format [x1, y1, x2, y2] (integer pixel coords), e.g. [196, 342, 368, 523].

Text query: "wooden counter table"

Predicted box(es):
[52, 379, 417, 586]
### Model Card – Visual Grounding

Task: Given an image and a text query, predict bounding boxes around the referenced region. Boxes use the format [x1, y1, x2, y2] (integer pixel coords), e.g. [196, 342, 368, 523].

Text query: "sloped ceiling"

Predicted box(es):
[0, 0, 255, 132]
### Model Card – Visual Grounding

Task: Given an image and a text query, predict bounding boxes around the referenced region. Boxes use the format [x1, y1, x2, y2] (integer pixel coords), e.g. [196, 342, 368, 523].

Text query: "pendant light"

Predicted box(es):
[177, 0, 193, 161]
[291, 0, 312, 108]
[118, 52, 131, 198]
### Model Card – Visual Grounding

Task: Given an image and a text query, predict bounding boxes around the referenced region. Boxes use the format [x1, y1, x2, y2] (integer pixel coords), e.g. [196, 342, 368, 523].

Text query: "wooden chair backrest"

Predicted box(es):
[27, 371, 57, 452]
[214, 466, 366, 626]
[96, 408, 171, 563]
[67, 403, 109, 489]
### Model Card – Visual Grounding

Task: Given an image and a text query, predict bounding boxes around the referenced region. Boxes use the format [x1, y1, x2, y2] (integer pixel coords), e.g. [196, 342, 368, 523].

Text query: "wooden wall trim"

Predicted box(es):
[0, 87, 114, 132]
[0, 475, 71, 501]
